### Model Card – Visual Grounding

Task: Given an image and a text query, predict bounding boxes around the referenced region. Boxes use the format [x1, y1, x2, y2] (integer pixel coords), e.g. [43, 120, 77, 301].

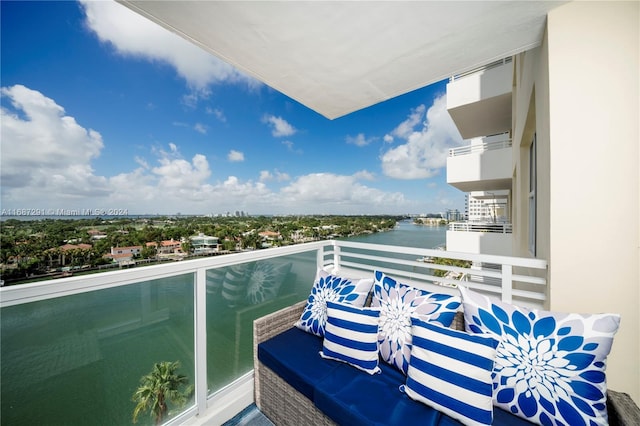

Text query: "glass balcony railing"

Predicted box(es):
[0, 241, 547, 425]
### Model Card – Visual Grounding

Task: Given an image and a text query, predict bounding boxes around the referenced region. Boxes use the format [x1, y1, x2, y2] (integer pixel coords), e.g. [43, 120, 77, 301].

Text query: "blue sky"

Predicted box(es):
[1, 1, 466, 216]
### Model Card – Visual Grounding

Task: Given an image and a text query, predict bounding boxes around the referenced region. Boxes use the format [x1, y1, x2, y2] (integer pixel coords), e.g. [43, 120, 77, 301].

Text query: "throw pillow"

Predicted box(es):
[459, 286, 621, 426]
[402, 317, 498, 426]
[295, 269, 374, 337]
[372, 270, 461, 374]
[246, 261, 292, 305]
[320, 301, 381, 375]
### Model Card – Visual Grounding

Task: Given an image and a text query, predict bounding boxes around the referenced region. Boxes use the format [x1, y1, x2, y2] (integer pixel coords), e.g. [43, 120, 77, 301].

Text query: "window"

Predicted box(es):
[528, 134, 537, 255]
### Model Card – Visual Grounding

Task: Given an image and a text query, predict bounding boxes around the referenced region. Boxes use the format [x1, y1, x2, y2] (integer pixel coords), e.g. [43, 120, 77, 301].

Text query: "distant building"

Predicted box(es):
[87, 229, 107, 240]
[146, 239, 182, 255]
[445, 209, 463, 222]
[190, 233, 220, 255]
[466, 191, 509, 223]
[103, 245, 142, 266]
[47, 243, 94, 267]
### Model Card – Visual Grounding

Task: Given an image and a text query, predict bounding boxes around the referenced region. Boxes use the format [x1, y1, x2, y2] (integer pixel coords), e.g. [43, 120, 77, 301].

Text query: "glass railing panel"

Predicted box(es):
[205, 251, 317, 394]
[0, 274, 195, 426]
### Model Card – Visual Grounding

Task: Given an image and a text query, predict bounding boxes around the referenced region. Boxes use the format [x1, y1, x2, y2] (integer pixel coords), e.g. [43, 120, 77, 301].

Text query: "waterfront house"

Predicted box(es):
[103, 245, 143, 266]
[1, 2, 636, 425]
[190, 233, 221, 255]
[154, 239, 183, 256]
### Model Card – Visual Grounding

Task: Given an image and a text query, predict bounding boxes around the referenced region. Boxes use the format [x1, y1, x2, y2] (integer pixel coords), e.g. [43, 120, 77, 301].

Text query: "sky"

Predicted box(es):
[1, 1, 467, 216]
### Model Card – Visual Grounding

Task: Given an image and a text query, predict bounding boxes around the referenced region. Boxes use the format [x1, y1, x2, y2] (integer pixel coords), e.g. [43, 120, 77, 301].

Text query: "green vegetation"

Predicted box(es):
[431, 256, 472, 277]
[132, 361, 192, 425]
[0, 215, 403, 285]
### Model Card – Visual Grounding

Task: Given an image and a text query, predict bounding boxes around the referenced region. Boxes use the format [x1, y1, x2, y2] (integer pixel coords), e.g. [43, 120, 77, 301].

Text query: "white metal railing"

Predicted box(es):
[0, 240, 546, 425]
[448, 221, 513, 234]
[449, 57, 513, 82]
[449, 138, 512, 157]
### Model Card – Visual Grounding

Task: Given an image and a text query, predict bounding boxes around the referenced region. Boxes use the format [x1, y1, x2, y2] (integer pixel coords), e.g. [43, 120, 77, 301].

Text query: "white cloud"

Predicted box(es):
[194, 123, 208, 134]
[385, 105, 426, 141]
[282, 140, 303, 154]
[346, 133, 377, 147]
[380, 95, 463, 179]
[263, 114, 296, 137]
[260, 170, 291, 182]
[80, 1, 257, 98]
[353, 170, 376, 181]
[0, 85, 109, 198]
[0, 85, 426, 215]
[207, 107, 227, 122]
[228, 150, 245, 162]
[152, 153, 211, 190]
[280, 173, 405, 212]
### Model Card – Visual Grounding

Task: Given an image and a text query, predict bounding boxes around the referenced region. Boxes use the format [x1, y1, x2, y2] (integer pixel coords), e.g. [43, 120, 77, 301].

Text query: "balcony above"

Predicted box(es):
[446, 59, 513, 139]
[447, 135, 512, 192]
[446, 222, 513, 256]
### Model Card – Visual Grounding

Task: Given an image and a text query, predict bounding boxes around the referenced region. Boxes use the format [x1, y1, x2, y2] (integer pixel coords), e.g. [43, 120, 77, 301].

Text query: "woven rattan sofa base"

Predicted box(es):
[258, 361, 335, 426]
[253, 300, 640, 426]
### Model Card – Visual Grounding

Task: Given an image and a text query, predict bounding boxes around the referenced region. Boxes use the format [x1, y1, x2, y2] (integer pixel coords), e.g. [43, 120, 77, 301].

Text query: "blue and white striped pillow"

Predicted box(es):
[320, 301, 381, 375]
[401, 317, 498, 426]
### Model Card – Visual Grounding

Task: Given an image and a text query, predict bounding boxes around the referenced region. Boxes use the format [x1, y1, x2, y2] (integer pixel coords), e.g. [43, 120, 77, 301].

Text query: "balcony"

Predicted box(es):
[0, 241, 546, 425]
[446, 58, 513, 139]
[447, 222, 513, 257]
[447, 135, 513, 192]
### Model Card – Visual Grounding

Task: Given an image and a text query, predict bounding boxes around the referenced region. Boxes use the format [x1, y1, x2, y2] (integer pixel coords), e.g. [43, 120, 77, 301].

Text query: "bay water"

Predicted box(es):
[0, 221, 445, 425]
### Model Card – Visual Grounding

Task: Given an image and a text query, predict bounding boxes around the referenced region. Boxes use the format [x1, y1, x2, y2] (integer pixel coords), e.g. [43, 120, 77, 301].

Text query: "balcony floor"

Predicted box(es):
[223, 404, 273, 426]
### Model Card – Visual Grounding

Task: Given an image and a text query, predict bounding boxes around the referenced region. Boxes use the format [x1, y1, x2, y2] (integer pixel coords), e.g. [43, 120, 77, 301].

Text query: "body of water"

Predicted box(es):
[345, 219, 446, 249]
[1, 221, 445, 425]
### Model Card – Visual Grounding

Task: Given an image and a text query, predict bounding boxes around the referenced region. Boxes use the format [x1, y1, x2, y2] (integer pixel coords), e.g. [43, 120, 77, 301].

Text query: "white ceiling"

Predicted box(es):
[119, 1, 567, 119]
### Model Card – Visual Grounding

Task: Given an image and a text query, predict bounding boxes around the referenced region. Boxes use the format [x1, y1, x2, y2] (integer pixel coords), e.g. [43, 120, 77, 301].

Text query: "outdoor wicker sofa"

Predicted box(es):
[254, 300, 640, 426]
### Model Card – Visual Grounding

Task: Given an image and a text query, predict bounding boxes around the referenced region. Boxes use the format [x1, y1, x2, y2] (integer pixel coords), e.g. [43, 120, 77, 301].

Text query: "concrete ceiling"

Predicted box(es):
[119, 1, 567, 119]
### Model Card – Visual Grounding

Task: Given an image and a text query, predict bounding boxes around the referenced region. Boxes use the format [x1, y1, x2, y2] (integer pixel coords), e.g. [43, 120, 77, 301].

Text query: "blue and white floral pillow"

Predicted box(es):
[371, 270, 461, 374]
[459, 286, 620, 426]
[295, 269, 374, 338]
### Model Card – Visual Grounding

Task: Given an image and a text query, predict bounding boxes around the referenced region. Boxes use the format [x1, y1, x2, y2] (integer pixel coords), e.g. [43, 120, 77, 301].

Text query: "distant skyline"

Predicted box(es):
[1, 1, 467, 216]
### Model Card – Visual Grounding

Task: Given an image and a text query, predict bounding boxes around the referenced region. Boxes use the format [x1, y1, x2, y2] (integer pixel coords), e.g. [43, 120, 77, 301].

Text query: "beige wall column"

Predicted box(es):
[546, 1, 639, 402]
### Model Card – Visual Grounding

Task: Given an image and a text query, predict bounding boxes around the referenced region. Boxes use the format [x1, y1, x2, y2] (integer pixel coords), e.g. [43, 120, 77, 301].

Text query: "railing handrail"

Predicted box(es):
[449, 138, 512, 157]
[447, 221, 513, 234]
[0, 241, 327, 307]
[328, 240, 538, 267]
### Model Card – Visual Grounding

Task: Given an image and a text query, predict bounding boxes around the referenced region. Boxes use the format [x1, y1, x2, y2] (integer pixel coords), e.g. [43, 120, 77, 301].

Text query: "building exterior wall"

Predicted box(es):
[512, 1, 639, 402]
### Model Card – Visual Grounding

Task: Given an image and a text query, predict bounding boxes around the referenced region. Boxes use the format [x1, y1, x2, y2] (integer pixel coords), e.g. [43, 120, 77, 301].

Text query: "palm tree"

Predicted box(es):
[132, 361, 192, 425]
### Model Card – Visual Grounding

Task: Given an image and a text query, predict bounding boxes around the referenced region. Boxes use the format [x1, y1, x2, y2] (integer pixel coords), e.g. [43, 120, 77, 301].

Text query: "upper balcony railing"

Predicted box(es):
[449, 138, 512, 157]
[448, 221, 513, 234]
[0, 240, 546, 425]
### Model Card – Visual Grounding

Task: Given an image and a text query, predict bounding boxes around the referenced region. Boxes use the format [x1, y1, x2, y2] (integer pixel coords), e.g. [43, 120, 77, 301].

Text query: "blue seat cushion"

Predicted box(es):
[259, 328, 534, 426]
[257, 327, 340, 400]
[436, 407, 534, 426]
[314, 363, 442, 426]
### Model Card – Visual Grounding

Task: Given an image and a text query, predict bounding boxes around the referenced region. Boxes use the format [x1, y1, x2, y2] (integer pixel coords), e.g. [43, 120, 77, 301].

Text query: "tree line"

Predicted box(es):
[0, 215, 403, 284]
